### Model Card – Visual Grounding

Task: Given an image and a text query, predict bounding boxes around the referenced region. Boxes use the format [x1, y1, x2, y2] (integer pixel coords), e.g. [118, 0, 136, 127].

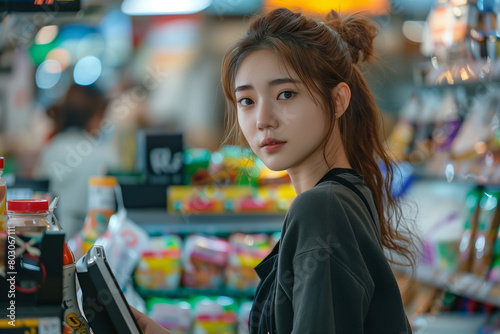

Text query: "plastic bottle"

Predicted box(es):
[6, 199, 51, 237]
[62, 241, 91, 334]
[80, 176, 117, 255]
[0, 157, 6, 231]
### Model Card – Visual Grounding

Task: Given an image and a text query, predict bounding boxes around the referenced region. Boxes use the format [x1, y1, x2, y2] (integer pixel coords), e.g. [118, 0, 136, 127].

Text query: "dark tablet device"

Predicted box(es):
[76, 245, 143, 334]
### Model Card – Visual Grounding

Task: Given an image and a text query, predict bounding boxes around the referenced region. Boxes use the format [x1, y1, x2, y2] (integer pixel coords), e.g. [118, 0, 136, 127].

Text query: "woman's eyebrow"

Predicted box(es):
[235, 78, 301, 92]
[268, 78, 301, 86]
[235, 84, 253, 93]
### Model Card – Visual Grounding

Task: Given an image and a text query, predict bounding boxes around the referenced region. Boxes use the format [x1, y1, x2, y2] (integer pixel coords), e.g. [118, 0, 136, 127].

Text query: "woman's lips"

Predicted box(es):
[262, 142, 286, 153]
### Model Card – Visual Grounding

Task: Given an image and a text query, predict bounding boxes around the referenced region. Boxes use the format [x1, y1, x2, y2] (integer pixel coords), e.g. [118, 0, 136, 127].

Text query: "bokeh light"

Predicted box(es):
[73, 56, 102, 86]
[35, 59, 62, 89]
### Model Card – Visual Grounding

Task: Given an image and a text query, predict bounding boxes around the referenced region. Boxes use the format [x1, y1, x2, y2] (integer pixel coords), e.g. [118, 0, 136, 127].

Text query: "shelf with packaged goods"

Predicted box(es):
[135, 286, 256, 300]
[127, 209, 285, 236]
[410, 163, 500, 186]
[396, 265, 500, 307]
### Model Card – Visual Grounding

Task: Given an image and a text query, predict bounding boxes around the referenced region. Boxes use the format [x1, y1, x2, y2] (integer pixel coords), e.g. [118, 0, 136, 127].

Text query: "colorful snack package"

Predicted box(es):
[192, 296, 238, 334]
[225, 233, 271, 292]
[147, 298, 192, 334]
[181, 235, 230, 289]
[184, 148, 211, 185]
[135, 235, 183, 291]
[210, 146, 259, 186]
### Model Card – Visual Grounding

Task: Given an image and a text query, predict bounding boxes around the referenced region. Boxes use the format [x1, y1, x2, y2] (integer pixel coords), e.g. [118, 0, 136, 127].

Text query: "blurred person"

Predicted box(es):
[34, 83, 119, 240]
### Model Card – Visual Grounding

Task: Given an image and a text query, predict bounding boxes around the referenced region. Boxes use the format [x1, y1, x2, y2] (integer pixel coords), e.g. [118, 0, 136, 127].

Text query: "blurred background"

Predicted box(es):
[0, 0, 432, 175]
[3, 1, 500, 333]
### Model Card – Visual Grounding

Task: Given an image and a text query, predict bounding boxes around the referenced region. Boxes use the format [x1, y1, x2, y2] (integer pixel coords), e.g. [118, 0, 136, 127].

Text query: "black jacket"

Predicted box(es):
[249, 169, 412, 333]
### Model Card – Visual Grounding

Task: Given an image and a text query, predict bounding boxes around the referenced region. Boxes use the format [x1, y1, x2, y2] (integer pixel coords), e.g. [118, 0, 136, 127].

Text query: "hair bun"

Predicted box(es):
[324, 10, 378, 64]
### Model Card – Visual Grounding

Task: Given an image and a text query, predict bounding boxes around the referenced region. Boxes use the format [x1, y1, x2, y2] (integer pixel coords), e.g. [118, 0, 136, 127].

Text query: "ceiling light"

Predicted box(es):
[121, 0, 212, 16]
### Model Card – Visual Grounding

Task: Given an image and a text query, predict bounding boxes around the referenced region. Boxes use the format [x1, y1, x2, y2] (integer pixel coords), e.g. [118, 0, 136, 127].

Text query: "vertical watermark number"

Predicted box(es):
[6, 225, 16, 327]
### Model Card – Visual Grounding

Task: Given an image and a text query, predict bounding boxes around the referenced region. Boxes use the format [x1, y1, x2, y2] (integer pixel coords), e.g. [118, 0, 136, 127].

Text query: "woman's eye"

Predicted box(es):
[278, 91, 295, 100]
[238, 98, 254, 107]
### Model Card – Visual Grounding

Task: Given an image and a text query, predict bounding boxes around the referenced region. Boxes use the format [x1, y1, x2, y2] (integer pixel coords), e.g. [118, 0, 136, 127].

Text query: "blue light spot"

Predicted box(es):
[73, 56, 102, 86]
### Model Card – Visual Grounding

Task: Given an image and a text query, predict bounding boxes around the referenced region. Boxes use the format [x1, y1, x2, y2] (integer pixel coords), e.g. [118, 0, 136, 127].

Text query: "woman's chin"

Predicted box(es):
[260, 160, 289, 172]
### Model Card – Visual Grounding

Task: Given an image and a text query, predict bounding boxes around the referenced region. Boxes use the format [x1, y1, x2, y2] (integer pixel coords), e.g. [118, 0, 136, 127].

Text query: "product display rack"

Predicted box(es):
[128, 210, 284, 303]
[136, 286, 257, 300]
[413, 59, 500, 88]
[395, 38, 500, 328]
[397, 265, 500, 307]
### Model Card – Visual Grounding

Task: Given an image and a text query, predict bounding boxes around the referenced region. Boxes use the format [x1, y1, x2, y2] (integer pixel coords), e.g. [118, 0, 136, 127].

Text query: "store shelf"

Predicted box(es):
[400, 265, 500, 307]
[413, 59, 500, 88]
[136, 286, 256, 300]
[408, 162, 500, 187]
[127, 209, 284, 235]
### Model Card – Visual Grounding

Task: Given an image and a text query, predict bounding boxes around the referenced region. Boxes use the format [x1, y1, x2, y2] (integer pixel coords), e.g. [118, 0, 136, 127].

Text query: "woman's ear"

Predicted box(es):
[332, 82, 351, 118]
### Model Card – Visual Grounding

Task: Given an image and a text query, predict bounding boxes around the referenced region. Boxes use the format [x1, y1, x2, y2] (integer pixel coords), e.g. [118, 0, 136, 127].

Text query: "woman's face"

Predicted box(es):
[234, 49, 327, 172]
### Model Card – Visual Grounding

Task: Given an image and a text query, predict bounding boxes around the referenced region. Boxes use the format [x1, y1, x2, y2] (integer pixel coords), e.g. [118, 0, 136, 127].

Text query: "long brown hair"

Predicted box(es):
[47, 84, 107, 135]
[221, 8, 418, 267]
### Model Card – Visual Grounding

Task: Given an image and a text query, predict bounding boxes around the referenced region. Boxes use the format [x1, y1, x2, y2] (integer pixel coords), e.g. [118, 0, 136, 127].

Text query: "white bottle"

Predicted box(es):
[62, 241, 91, 334]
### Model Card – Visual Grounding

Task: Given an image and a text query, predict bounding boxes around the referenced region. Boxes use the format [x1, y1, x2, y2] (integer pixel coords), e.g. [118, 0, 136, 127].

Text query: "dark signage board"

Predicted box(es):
[136, 131, 184, 186]
[0, 0, 80, 12]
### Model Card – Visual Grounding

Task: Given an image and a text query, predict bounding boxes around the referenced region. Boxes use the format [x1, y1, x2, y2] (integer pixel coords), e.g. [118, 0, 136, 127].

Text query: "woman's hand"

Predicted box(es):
[130, 306, 173, 334]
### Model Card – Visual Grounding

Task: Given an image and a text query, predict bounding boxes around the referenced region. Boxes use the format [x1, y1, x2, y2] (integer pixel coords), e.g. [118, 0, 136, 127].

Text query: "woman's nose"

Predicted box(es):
[256, 100, 279, 130]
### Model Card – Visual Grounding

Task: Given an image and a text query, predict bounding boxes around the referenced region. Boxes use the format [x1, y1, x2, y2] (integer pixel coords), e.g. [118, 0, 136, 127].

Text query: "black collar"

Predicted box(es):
[315, 168, 362, 187]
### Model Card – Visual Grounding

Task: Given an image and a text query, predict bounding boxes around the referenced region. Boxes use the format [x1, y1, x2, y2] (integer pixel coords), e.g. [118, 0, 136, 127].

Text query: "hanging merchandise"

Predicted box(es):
[427, 0, 470, 63]
[467, 0, 486, 60]
[387, 94, 420, 161]
[420, 211, 462, 271]
[458, 186, 485, 273]
[470, 0, 499, 60]
[426, 89, 465, 176]
[408, 90, 441, 164]
[472, 191, 500, 278]
[486, 195, 500, 281]
[496, 0, 500, 37]
[450, 91, 500, 171]
[432, 89, 464, 153]
[94, 215, 149, 292]
[0, 157, 6, 232]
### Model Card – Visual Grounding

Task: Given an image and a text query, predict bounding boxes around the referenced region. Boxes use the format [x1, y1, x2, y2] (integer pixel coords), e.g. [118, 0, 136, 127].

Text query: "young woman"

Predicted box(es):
[133, 7, 416, 334]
